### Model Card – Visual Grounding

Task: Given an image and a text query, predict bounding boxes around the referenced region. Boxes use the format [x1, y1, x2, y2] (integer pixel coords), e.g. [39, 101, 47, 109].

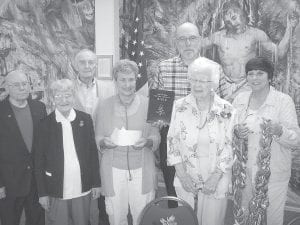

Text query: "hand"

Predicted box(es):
[99, 137, 117, 150]
[234, 123, 250, 139]
[0, 187, 6, 199]
[178, 174, 198, 195]
[91, 187, 101, 200]
[202, 173, 221, 195]
[264, 119, 283, 137]
[132, 138, 152, 150]
[39, 196, 50, 211]
[152, 120, 168, 130]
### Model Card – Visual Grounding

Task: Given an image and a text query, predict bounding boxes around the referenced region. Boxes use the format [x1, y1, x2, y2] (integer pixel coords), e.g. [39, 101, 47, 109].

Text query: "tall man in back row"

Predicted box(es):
[73, 49, 115, 225]
[0, 70, 46, 225]
[150, 22, 224, 208]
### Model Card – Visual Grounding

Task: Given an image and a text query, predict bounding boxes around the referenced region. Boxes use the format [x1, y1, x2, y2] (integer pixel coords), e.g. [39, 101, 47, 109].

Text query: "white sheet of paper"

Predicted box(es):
[110, 127, 142, 146]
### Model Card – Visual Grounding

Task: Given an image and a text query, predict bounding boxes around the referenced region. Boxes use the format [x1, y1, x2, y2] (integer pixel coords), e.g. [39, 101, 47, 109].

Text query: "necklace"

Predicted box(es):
[196, 94, 212, 130]
[196, 110, 208, 130]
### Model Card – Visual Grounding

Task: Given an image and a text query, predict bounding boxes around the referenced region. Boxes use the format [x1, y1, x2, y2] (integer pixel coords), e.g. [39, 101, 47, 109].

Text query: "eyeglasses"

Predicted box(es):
[8, 81, 29, 89]
[189, 78, 213, 84]
[176, 36, 199, 45]
[54, 93, 73, 100]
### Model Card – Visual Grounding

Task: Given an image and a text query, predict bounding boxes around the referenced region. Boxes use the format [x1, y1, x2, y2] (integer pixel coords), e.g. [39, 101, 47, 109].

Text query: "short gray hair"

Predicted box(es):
[50, 79, 75, 96]
[5, 70, 28, 84]
[188, 57, 221, 88]
[112, 59, 139, 81]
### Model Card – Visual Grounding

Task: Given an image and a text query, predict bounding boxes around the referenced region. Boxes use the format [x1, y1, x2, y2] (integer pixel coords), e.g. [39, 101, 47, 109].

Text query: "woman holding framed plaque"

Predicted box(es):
[94, 59, 160, 225]
[167, 57, 236, 225]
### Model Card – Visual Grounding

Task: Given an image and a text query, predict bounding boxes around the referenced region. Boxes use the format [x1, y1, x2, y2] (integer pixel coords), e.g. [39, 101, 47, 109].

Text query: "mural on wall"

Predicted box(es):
[0, 0, 95, 107]
[120, 0, 300, 209]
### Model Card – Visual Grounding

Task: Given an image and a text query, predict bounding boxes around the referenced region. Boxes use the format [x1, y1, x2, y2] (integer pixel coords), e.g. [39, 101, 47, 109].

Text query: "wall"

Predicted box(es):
[95, 0, 119, 63]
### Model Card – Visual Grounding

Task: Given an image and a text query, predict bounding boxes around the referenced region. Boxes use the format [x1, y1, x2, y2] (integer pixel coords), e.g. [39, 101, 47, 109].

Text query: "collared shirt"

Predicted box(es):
[75, 78, 98, 115]
[55, 109, 90, 199]
[151, 56, 224, 100]
[151, 56, 190, 100]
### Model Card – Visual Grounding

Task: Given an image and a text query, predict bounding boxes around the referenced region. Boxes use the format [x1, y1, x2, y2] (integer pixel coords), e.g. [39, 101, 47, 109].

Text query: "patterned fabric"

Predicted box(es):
[150, 56, 190, 100]
[167, 93, 236, 198]
[151, 56, 226, 100]
[232, 87, 300, 225]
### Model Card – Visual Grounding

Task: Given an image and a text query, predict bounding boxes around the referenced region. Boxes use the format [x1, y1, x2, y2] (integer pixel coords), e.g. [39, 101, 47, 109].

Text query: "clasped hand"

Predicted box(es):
[263, 118, 283, 137]
[202, 173, 221, 195]
[0, 187, 6, 199]
[152, 120, 168, 130]
[234, 123, 250, 139]
[178, 175, 202, 195]
[234, 119, 282, 139]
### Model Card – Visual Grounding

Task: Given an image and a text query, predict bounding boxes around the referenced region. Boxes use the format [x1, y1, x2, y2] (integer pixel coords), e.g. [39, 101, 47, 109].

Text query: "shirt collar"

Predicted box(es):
[235, 86, 277, 108]
[77, 77, 96, 89]
[55, 108, 76, 123]
[262, 86, 277, 107]
[177, 54, 202, 67]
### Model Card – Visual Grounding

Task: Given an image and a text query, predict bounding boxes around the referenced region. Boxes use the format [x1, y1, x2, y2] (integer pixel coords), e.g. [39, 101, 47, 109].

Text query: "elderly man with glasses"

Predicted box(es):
[0, 70, 46, 225]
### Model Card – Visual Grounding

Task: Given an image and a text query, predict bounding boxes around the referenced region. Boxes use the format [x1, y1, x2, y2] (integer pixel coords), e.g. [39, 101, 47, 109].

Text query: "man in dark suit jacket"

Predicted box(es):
[34, 79, 101, 225]
[0, 70, 46, 225]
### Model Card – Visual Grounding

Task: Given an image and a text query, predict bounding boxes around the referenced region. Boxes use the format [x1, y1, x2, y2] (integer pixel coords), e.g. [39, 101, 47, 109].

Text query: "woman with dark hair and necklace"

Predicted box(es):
[94, 59, 160, 225]
[232, 57, 300, 225]
[167, 57, 235, 225]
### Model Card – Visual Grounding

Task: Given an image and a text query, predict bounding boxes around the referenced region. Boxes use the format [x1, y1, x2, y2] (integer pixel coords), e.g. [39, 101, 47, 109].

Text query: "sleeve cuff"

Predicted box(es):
[148, 135, 160, 152]
[275, 126, 298, 145]
[167, 157, 182, 166]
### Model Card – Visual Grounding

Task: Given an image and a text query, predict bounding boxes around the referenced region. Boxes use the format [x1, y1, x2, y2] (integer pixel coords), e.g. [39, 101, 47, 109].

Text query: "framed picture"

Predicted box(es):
[97, 55, 113, 80]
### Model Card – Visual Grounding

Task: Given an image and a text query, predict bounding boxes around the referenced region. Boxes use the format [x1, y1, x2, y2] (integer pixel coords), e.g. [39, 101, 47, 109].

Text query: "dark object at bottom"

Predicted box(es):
[160, 126, 178, 208]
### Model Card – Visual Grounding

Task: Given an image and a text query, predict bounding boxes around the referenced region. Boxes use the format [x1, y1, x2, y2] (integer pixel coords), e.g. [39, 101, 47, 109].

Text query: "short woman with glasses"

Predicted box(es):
[94, 59, 160, 225]
[232, 57, 300, 225]
[167, 57, 235, 225]
[34, 79, 101, 225]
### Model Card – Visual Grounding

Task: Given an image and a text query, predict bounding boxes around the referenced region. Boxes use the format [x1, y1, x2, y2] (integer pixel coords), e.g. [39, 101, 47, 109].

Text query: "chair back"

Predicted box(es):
[138, 196, 199, 225]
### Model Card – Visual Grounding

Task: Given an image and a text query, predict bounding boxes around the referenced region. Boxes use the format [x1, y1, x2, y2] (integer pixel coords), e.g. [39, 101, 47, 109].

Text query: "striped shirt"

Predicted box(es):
[150, 56, 190, 100]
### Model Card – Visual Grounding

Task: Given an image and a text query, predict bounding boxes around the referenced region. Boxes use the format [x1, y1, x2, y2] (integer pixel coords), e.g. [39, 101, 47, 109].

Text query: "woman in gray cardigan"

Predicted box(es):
[94, 59, 160, 225]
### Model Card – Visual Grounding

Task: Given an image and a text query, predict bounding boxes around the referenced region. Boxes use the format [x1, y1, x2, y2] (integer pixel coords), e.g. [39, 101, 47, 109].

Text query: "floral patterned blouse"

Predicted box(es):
[167, 93, 236, 198]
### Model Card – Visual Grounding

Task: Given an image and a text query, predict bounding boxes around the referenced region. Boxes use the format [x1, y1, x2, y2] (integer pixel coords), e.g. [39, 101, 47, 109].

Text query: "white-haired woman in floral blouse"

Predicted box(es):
[167, 57, 236, 225]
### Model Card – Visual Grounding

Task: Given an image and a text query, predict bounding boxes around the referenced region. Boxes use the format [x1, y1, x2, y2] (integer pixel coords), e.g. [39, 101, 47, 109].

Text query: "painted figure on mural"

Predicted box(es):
[201, 0, 299, 102]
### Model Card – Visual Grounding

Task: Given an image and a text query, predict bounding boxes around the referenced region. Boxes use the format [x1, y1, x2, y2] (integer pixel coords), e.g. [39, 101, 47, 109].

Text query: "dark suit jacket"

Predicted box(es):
[34, 109, 100, 198]
[0, 97, 47, 197]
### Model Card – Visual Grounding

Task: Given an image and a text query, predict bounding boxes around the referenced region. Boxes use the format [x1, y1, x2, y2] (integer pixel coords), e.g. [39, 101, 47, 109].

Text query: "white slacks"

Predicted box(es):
[105, 167, 154, 225]
[175, 183, 227, 225]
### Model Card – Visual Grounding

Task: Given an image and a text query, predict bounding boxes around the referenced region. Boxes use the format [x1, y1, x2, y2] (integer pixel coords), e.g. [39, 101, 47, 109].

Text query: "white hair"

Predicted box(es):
[50, 79, 75, 96]
[188, 57, 221, 88]
[5, 70, 28, 83]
